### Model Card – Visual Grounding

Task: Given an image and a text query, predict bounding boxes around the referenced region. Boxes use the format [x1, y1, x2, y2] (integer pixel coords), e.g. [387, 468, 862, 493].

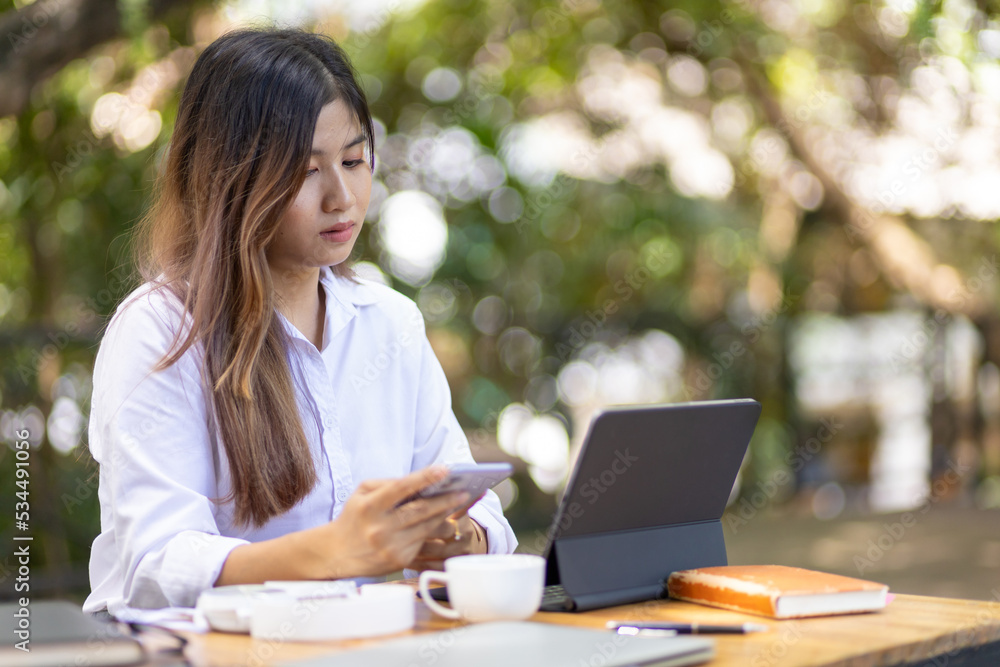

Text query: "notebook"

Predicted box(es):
[667, 565, 889, 618]
[281, 621, 714, 667]
[0, 601, 144, 667]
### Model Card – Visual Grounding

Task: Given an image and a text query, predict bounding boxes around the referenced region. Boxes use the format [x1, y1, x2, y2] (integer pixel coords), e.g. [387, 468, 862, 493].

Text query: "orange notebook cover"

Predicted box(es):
[667, 565, 889, 619]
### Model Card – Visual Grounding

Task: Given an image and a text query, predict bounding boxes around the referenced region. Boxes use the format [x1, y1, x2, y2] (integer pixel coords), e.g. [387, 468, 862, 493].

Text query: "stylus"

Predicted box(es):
[607, 621, 769, 635]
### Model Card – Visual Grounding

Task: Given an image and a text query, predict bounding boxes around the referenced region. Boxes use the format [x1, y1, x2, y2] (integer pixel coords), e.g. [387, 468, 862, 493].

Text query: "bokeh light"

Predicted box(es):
[376, 190, 448, 285]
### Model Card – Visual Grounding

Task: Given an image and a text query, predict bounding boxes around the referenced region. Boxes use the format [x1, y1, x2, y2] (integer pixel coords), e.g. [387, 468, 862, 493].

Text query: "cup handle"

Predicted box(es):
[419, 570, 460, 619]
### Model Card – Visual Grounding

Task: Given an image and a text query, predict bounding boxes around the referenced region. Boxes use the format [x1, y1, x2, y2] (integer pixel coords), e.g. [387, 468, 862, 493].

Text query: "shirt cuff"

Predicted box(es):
[467, 493, 518, 555]
[120, 531, 250, 613]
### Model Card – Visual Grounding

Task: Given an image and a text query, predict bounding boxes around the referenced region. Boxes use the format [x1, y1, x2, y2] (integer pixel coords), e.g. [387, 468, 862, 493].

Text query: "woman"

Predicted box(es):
[83, 28, 516, 615]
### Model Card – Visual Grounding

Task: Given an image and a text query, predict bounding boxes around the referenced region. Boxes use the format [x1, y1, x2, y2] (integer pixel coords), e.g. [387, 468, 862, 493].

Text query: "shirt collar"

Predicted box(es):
[318, 265, 381, 309]
[317, 266, 381, 348]
[276, 266, 379, 350]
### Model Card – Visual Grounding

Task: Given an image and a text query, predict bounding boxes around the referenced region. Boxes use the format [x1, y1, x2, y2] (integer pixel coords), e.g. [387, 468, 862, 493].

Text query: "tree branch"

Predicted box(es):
[0, 0, 196, 118]
[736, 56, 984, 316]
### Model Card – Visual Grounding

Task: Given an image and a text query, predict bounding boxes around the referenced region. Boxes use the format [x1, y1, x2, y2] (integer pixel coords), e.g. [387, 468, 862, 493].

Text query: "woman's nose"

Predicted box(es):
[322, 170, 355, 212]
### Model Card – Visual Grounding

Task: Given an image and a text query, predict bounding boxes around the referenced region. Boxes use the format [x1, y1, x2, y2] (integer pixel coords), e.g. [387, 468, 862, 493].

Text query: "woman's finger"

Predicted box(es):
[447, 491, 485, 520]
[422, 516, 460, 542]
[354, 477, 392, 494]
[370, 466, 450, 509]
[391, 491, 469, 530]
[415, 539, 452, 561]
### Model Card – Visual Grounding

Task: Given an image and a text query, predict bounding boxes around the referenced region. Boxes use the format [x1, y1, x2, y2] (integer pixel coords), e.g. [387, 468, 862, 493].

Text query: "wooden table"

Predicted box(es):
[177, 584, 1000, 666]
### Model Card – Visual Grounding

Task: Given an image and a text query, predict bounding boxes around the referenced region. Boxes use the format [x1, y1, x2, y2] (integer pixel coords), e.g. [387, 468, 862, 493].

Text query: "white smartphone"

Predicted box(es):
[407, 462, 513, 503]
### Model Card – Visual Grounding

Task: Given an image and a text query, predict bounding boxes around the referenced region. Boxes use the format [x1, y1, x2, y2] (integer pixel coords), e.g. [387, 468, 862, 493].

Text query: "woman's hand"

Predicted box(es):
[405, 497, 489, 571]
[315, 466, 472, 579]
[216, 466, 475, 586]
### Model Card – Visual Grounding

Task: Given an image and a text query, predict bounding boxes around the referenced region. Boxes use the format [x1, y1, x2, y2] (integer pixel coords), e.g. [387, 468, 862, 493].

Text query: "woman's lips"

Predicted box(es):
[319, 223, 354, 243]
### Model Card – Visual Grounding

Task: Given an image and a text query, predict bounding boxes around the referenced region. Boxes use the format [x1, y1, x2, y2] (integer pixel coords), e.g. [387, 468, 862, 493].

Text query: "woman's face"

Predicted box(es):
[267, 99, 372, 280]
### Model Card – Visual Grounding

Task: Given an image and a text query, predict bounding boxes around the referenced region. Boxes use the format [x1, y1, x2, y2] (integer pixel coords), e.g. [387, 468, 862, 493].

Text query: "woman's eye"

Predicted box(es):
[306, 167, 319, 176]
[344, 159, 365, 168]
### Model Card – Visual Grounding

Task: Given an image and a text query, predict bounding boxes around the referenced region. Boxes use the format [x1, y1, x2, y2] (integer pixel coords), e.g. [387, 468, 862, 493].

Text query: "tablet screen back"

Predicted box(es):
[553, 399, 761, 539]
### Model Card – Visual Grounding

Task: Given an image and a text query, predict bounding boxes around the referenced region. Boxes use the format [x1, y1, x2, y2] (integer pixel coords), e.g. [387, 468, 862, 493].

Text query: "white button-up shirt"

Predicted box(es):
[84, 267, 516, 614]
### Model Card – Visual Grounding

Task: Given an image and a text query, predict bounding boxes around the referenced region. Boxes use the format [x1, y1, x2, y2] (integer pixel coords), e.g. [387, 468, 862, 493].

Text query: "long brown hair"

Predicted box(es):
[133, 28, 375, 527]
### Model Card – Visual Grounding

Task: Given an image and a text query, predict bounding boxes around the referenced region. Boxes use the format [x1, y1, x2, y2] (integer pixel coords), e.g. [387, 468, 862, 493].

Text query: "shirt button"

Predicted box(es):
[323, 415, 335, 429]
[336, 490, 348, 502]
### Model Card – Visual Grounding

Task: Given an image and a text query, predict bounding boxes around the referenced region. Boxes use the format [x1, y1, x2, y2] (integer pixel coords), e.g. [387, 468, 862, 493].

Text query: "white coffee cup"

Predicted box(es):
[418, 554, 545, 622]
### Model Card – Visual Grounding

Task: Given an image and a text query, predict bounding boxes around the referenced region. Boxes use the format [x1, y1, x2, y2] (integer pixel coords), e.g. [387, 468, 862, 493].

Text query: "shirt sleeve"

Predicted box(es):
[89, 290, 249, 611]
[408, 307, 518, 555]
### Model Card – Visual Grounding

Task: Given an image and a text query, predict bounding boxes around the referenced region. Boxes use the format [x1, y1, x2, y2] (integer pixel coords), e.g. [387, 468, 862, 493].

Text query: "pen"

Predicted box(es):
[606, 621, 769, 635]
